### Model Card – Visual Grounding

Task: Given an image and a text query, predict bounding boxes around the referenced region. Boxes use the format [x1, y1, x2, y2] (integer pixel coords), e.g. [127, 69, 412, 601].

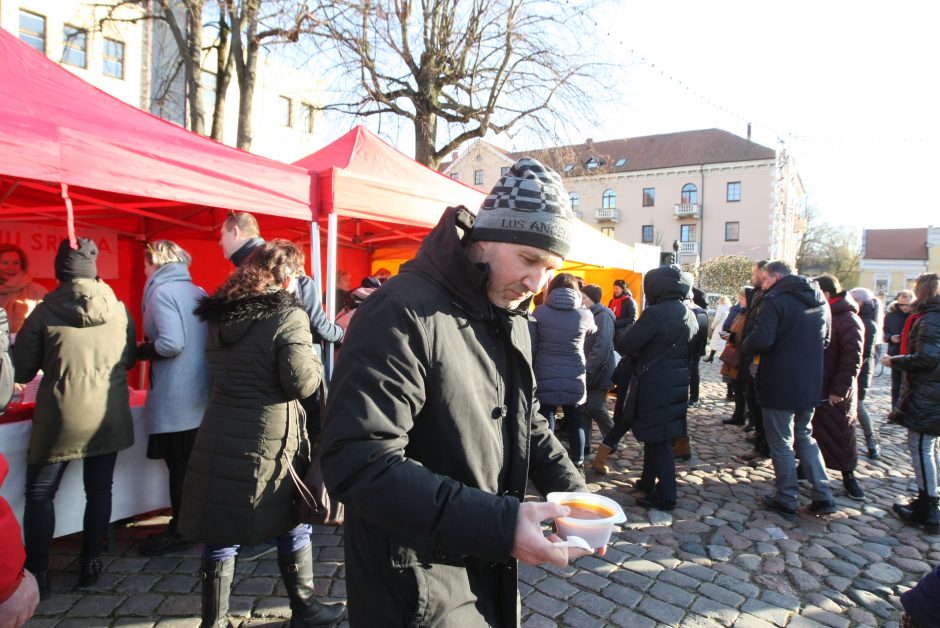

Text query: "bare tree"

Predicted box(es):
[796, 206, 862, 288]
[306, 0, 606, 168]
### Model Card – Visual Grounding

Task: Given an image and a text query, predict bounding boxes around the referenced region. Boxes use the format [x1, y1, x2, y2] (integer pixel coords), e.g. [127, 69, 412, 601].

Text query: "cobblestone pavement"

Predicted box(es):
[26, 365, 940, 627]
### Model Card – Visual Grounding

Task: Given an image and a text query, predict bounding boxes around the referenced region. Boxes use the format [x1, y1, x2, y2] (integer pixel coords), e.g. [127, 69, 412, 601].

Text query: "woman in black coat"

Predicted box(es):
[601, 265, 698, 511]
[883, 272, 940, 534]
[179, 240, 344, 628]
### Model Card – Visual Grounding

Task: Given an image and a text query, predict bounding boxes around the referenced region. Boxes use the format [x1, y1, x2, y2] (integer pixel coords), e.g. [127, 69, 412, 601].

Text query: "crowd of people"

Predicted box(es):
[0, 155, 938, 627]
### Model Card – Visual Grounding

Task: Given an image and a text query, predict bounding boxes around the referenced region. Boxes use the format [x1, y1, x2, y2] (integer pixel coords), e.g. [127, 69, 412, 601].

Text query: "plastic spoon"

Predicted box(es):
[553, 535, 593, 551]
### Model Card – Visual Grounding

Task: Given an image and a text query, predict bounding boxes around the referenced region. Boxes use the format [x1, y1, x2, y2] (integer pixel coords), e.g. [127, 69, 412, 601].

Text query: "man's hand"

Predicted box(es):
[0, 570, 40, 628]
[880, 354, 893, 367]
[512, 502, 595, 567]
[891, 334, 901, 344]
[828, 394, 845, 406]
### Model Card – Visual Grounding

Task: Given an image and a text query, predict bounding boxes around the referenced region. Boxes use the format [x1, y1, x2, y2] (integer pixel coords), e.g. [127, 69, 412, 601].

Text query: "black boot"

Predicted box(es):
[926, 497, 940, 535]
[278, 544, 346, 627]
[703, 350, 715, 363]
[78, 557, 102, 588]
[895, 490, 928, 524]
[199, 557, 235, 628]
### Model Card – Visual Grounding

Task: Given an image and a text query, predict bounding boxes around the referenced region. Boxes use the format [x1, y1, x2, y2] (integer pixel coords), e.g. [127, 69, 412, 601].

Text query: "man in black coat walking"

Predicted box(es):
[741, 260, 836, 519]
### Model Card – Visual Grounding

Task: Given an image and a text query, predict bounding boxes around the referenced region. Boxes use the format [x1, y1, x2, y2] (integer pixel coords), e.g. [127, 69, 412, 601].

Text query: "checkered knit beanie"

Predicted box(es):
[469, 157, 575, 259]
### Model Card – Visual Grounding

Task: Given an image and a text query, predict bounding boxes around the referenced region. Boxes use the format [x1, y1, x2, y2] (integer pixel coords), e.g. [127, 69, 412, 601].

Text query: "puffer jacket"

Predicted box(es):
[617, 265, 698, 444]
[178, 290, 321, 546]
[741, 275, 831, 411]
[13, 279, 135, 464]
[584, 303, 616, 390]
[889, 297, 940, 435]
[530, 287, 596, 406]
[884, 300, 912, 356]
[320, 206, 585, 627]
[812, 293, 865, 472]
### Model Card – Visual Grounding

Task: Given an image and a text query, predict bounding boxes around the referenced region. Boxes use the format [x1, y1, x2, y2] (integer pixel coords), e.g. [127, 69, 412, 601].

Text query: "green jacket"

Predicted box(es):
[13, 279, 136, 464]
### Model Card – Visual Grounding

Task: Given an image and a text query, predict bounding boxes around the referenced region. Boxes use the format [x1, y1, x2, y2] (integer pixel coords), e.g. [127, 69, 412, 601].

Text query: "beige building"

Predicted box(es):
[1, 1, 146, 107]
[859, 227, 940, 298]
[442, 129, 806, 266]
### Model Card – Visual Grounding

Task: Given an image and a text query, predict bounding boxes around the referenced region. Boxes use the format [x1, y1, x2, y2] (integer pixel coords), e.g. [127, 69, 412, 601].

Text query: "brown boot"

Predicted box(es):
[592, 444, 613, 474]
[672, 436, 691, 461]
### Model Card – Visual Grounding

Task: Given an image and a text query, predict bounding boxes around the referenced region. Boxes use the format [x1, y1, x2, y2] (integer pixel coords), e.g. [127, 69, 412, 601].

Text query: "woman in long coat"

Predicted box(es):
[135, 241, 211, 556]
[178, 240, 344, 628]
[812, 275, 865, 501]
[530, 272, 596, 469]
[600, 265, 697, 511]
[12, 238, 135, 597]
[884, 272, 940, 534]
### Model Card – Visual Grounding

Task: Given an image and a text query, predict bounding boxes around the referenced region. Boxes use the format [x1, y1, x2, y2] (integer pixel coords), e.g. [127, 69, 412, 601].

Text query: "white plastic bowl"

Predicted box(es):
[547, 492, 627, 549]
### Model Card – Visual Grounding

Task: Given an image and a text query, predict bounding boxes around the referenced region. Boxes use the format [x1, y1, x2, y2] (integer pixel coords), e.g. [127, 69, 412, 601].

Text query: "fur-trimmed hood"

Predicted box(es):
[194, 289, 300, 345]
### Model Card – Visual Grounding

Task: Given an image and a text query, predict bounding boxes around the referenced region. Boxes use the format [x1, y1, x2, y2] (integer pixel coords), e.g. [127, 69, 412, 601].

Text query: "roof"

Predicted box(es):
[496, 129, 775, 177]
[0, 28, 312, 223]
[863, 228, 928, 260]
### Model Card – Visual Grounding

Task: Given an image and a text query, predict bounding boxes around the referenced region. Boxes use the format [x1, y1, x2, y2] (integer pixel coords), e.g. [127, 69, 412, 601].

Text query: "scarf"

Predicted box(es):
[899, 313, 923, 355]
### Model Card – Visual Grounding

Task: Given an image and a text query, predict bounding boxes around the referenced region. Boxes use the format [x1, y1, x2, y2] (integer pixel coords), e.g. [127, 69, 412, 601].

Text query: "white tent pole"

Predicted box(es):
[324, 213, 338, 389]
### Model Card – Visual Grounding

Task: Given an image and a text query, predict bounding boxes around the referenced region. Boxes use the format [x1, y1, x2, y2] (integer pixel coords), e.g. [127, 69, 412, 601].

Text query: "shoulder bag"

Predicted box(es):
[284, 400, 344, 526]
[619, 328, 687, 429]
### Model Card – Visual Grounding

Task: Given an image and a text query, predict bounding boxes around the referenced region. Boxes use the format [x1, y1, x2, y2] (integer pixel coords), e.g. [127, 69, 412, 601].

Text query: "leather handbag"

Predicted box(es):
[619, 330, 685, 429]
[285, 401, 344, 526]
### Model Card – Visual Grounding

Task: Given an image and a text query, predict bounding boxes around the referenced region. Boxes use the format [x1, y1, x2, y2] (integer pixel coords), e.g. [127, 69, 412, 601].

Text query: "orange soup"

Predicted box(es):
[562, 501, 613, 520]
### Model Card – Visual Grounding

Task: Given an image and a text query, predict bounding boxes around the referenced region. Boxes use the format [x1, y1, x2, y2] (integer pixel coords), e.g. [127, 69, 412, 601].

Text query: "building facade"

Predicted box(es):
[442, 129, 806, 266]
[859, 227, 940, 298]
[1, 1, 146, 108]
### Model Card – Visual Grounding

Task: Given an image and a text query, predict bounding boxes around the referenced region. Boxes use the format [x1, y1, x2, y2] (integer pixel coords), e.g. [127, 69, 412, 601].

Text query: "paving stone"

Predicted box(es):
[154, 574, 197, 594]
[535, 576, 578, 600]
[34, 592, 83, 616]
[659, 569, 702, 589]
[690, 596, 740, 627]
[698, 581, 745, 608]
[609, 568, 653, 591]
[233, 576, 277, 596]
[621, 558, 665, 576]
[732, 613, 777, 628]
[569, 571, 610, 592]
[609, 607, 657, 628]
[569, 590, 616, 618]
[713, 574, 760, 599]
[847, 588, 897, 618]
[649, 581, 695, 608]
[114, 574, 161, 593]
[865, 562, 904, 584]
[115, 592, 165, 616]
[524, 591, 568, 619]
[64, 593, 127, 617]
[113, 619, 157, 627]
[560, 605, 598, 627]
[638, 596, 685, 625]
[518, 563, 548, 585]
[740, 599, 792, 626]
[791, 605, 851, 628]
[601, 582, 642, 609]
[521, 613, 556, 628]
[156, 594, 201, 616]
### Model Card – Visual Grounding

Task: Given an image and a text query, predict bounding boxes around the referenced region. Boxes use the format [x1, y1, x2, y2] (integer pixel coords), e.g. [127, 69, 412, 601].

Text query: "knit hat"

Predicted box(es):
[582, 284, 602, 305]
[469, 157, 575, 259]
[54, 237, 98, 280]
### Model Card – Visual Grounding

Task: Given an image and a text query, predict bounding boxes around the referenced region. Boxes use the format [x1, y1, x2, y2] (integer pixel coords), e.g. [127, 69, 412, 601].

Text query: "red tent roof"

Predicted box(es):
[0, 28, 312, 227]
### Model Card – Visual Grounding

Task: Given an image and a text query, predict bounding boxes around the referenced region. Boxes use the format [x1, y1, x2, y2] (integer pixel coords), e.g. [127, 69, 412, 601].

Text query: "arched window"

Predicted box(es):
[602, 189, 616, 209]
[681, 183, 698, 205]
[569, 192, 580, 210]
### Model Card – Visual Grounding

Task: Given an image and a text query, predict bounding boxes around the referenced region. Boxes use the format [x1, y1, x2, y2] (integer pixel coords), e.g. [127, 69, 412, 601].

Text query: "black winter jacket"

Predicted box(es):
[889, 297, 940, 436]
[740, 275, 831, 411]
[178, 290, 321, 546]
[616, 265, 697, 443]
[320, 206, 584, 627]
[884, 301, 912, 357]
[857, 298, 880, 395]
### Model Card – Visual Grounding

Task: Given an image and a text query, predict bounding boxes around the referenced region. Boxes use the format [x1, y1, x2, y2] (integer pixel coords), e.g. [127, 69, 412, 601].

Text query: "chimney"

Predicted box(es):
[746, 123, 752, 141]
[585, 138, 593, 147]
[451, 151, 459, 161]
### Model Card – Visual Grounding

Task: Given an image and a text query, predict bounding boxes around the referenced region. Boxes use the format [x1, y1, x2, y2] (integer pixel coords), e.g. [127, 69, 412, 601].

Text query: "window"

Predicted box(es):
[725, 221, 740, 241]
[103, 38, 125, 79]
[642, 187, 655, 207]
[279, 96, 293, 127]
[642, 225, 654, 243]
[62, 26, 87, 68]
[569, 192, 580, 210]
[601, 227, 615, 238]
[500, 166, 510, 176]
[563, 164, 575, 173]
[615, 158, 627, 167]
[585, 157, 599, 170]
[19, 10, 46, 53]
[474, 170, 484, 185]
[301, 103, 315, 133]
[681, 183, 698, 205]
[602, 189, 616, 209]
[680, 224, 697, 242]
[874, 275, 890, 296]
[727, 181, 741, 202]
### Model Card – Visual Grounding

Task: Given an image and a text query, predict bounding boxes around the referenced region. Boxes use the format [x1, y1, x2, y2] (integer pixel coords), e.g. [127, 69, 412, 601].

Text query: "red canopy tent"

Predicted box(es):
[292, 126, 649, 320]
[0, 28, 316, 308]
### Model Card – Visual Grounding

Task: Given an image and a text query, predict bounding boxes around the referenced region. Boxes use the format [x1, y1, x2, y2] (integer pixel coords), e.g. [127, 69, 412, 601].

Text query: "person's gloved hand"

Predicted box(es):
[136, 342, 165, 362]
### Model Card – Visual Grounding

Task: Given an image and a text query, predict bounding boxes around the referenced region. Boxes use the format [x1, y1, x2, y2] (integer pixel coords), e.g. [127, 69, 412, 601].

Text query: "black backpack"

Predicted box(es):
[0, 307, 13, 413]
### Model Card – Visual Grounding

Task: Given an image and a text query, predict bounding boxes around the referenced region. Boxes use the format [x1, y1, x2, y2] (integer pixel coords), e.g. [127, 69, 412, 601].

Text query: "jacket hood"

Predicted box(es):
[144, 262, 193, 298]
[643, 265, 693, 305]
[42, 278, 118, 327]
[829, 291, 859, 316]
[768, 274, 826, 308]
[546, 287, 580, 310]
[194, 289, 298, 345]
[400, 206, 514, 320]
[858, 299, 878, 322]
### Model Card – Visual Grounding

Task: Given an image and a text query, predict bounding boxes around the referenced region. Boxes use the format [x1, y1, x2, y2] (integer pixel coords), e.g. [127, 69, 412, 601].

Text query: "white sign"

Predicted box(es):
[0, 222, 119, 279]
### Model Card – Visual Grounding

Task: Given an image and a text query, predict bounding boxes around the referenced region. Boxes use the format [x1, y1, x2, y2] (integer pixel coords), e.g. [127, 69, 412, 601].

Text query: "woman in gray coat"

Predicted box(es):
[530, 272, 596, 470]
[178, 240, 344, 628]
[135, 241, 211, 556]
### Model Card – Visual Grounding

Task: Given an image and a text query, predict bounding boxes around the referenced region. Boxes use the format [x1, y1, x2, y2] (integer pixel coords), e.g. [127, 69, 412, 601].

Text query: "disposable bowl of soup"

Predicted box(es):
[547, 492, 627, 549]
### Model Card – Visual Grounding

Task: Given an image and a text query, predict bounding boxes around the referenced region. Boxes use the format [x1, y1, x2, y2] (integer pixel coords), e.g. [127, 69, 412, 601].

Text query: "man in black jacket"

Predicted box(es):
[884, 289, 914, 408]
[741, 260, 836, 519]
[321, 158, 591, 626]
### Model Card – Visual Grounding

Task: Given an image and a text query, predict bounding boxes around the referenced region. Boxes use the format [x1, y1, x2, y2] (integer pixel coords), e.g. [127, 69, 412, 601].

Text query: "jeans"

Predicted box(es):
[203, 524, 313, 562]
[639, 440, 676, 502]
[908, 430, 940, 497]
[582, 388, 613, 441]
[540, 404, 587, 465]
[24, 452, 118, 574]
[762, 407, 832, 510]
[856, 387, 875, 439]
